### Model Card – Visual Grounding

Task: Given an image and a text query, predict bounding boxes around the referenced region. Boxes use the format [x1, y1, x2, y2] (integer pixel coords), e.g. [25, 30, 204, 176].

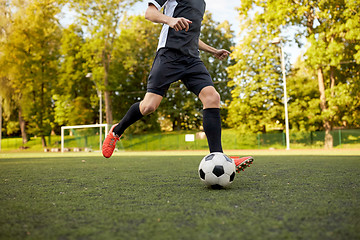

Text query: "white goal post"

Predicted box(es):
[61, 124, 109, 153]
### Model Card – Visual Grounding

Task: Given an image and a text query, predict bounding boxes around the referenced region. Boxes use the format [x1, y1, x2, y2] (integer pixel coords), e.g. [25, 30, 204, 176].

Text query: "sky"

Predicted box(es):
[130, 1, 302, 63]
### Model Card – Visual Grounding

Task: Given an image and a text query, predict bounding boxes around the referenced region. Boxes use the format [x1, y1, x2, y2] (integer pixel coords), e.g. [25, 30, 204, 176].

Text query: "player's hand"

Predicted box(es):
[214, 49, 230, 60]
[168, 17, 192, 31]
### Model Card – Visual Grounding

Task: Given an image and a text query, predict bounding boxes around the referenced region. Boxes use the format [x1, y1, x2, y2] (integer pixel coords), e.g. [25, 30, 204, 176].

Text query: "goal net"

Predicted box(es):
[61, 124, 109, 153]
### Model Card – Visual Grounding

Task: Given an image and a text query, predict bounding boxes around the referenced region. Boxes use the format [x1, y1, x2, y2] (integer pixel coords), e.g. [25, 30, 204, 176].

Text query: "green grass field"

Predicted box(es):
[1, 151, 359, 240]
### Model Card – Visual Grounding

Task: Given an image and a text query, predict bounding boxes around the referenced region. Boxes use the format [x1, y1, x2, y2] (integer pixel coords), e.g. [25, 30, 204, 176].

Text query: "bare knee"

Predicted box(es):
[139, 92, 162, 115]
[199, 87, 221, 108]
[140, 102, 158, 115]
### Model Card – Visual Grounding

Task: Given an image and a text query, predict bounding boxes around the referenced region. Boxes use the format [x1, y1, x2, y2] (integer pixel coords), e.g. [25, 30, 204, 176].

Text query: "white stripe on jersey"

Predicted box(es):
[157, 0, 177, 50]
[147, 0, 164, 10]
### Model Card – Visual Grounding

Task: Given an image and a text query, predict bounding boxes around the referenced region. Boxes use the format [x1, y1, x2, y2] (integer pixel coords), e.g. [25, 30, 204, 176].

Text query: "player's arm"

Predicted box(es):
[145, 4, 192, 31]
[199, 39, 230, 61]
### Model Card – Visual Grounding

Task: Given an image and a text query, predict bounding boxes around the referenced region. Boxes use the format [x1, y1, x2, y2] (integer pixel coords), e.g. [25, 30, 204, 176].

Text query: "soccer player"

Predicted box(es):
[102, 0, 253, 171]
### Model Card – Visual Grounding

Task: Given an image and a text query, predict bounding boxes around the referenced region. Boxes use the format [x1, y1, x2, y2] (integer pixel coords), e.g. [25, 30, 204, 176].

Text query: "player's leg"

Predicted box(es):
[113, 92, 162, 137]
[102, 48, 172, 158]
[183, 59, 254, 170]
[198, 86, 223, 153]
[181, 58, 222, 154]
[139, 92, 163, 116]
[102, 93, 163, 158]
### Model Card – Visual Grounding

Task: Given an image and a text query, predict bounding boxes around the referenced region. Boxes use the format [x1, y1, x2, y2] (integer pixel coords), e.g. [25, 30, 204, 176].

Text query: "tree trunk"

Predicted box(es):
[330, 66, 335, 97]
[18, 108, 28, 145]
[172, 116, 181, 131]
[104, 89, 112, 124]
[41, 135, 47, 148]
[317, 67, 333, 149]
[324, 122, 333, 149]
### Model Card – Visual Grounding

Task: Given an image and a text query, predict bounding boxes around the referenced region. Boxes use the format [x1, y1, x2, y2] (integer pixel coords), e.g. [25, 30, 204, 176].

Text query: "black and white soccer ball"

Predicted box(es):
[198, 152, 236, 188]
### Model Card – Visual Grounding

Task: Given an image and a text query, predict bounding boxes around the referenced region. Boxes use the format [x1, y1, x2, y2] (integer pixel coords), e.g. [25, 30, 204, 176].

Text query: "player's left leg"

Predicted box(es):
[199, 86, 223, 153]
[102, 93, 163, 158]
[112, 92, 163, 138]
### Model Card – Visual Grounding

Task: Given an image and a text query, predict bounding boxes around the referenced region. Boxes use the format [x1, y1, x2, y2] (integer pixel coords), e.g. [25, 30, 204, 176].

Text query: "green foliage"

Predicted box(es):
[2, 0, 358, 143]
[287, 60, 321, 131]
[54, 24, 98, 127]
[53, 95, 94, 126]
[0, 76, 20, 136]
[5, 121, 19, 135]
[68, 0, 141, 124]
[228, 0, 360, 134]
[0, 0, 62, 146]
[0, 1, 238, 137]
[227, 29, 283, 132]
[303, 0, 360, 129]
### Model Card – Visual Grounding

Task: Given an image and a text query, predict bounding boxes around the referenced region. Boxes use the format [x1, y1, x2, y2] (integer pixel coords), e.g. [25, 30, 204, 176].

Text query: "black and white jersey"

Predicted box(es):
[148, 0, 206, 57]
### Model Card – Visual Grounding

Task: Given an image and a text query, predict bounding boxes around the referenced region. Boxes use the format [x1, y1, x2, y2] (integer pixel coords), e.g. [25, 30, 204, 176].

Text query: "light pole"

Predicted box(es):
[271, 37, 290, 150]
[86, 73, 103, 150]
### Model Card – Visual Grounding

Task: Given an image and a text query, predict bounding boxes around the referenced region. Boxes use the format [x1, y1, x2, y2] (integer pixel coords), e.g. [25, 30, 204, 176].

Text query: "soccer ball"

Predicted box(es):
[198, 152, 236, 188]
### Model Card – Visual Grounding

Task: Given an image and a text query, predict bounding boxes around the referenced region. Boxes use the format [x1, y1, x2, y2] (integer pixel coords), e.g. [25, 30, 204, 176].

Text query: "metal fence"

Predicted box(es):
[1, 129, 360, 151]
[249, 129, 360, 149]
[120, 129, 360, 151]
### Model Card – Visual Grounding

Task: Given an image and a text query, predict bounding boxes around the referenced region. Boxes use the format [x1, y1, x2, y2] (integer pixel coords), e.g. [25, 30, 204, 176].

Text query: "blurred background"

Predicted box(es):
[0, 0, 359, 151]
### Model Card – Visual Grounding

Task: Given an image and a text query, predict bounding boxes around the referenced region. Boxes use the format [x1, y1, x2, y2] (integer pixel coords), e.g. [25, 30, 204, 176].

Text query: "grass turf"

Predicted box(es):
[0, 154, 359, 240]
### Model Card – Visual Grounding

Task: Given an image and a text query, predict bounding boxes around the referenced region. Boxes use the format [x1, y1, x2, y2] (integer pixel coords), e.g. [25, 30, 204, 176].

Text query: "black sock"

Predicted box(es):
[113, 102, 143, 136]
[203, 108, 223, 153]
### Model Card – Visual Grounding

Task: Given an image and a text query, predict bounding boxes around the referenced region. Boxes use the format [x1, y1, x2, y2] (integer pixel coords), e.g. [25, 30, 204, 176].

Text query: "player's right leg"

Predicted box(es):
[198, 86, 223, 153]
[102, 93, 163, 158]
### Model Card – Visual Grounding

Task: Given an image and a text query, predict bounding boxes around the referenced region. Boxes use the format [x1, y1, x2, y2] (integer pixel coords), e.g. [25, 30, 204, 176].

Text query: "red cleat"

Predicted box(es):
[102, 124, 120, 158]
[230, 156, 254, 173]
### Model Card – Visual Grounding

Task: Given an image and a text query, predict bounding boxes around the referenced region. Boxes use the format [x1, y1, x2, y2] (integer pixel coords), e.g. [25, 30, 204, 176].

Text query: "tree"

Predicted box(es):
[229, 0, 360, 148]
[226, 6, 284, 133]
[286, 59, 322, 132]
[68, 0, 140, 125]
[1, 0, 62, 147]
[54, 24, 96, 127]
[0, 0, 28, 142]
[0, 0, 21, 140]
[304, 0, 360, 148]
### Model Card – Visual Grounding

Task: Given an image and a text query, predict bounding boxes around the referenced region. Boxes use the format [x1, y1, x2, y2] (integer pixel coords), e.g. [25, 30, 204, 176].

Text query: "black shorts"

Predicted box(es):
[147, 48, 214, 96]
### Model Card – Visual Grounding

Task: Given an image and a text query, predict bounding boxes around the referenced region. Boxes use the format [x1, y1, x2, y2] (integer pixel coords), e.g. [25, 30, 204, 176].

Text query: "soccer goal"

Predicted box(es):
[61, 124, 109, 153]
